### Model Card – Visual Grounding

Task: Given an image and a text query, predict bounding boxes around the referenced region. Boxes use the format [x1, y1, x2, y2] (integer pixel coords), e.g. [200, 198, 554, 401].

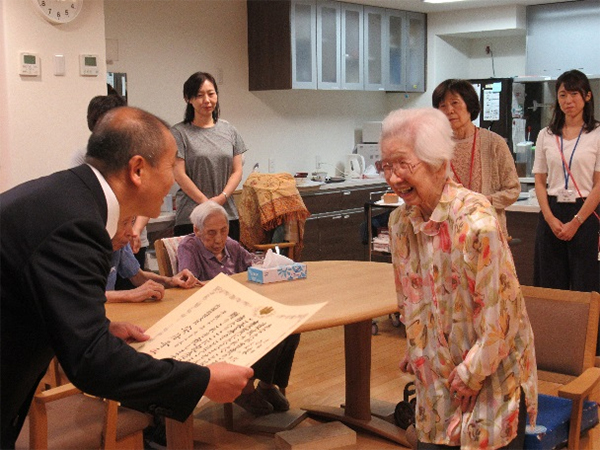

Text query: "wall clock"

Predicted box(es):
[32, 0, 83, 24]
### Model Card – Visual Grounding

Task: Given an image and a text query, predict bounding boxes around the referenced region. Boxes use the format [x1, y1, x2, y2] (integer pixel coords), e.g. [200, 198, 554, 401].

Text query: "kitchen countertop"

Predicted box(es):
[506, 198, 540, 213]
[297, 177, 388, 193]
[147, 211, 176, 233]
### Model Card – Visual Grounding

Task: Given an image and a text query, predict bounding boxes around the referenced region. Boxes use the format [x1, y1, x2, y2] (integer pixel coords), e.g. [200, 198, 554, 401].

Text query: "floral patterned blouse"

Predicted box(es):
[389, 179, 537, 449]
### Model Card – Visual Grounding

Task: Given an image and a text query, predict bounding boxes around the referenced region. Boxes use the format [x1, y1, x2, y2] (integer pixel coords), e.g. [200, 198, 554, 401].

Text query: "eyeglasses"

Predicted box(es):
[375, 160, 421, 177]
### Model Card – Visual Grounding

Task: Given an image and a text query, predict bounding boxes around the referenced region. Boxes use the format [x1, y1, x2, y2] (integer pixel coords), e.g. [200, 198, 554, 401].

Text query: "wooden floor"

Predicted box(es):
[188, 315, 600, 450]
[190, 315, 413, 449]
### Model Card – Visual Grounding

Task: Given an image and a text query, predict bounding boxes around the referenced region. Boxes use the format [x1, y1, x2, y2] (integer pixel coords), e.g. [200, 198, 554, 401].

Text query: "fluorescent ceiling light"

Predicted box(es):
[423, 0, 466, 3]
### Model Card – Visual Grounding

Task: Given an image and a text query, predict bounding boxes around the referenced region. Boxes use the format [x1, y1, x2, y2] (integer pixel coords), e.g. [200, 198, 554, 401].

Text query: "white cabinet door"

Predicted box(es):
[364, 6, 385, 91]
[341, 3, 363, 90]
[383, 9, 425, 92]
[317, 0, 341, 89]
[404, 11, 426, 93]
[385, 8, 405, 92]
[291, 0, 317, 89]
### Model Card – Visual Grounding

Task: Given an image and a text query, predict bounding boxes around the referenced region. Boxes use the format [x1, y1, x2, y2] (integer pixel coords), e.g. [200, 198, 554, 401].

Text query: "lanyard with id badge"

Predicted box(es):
[556, 127, 584, 203]
[555, 127, 600, 260]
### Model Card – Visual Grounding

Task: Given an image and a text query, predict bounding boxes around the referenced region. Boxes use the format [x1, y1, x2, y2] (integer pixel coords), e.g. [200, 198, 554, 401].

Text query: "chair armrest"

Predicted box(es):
[558, 367, 600, 450]
[34, 383, 81, 404]
[558, 367, 600, 400]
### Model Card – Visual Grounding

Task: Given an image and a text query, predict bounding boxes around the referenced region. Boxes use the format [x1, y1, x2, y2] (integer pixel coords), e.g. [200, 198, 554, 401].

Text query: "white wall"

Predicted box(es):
[104, 0, 390, 182]
[1, 0, 107, 191]
[1, 0, 533, 192]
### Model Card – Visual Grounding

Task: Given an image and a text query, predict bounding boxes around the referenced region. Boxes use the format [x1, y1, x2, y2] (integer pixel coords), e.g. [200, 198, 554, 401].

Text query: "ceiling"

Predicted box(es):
[340, 0, 580, 14]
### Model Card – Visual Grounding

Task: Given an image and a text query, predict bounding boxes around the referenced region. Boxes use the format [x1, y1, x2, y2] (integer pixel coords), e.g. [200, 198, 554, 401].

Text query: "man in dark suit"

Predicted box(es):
[0, 107, 253, 448]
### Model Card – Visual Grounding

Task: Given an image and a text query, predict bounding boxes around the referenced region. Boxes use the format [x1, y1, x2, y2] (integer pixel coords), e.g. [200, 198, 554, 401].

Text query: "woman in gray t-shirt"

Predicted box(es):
[172, 71, 248, 239]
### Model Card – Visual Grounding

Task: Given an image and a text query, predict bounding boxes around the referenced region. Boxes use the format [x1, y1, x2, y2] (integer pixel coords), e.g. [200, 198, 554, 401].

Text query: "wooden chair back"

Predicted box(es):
[521, 286, 599, 383]
[154, 236, 185, 277]
[520, 285, 600, 450]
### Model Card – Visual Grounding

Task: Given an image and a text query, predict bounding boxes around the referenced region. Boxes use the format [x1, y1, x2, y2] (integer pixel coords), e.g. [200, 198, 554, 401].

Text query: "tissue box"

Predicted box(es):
[247, 263, 307, 284]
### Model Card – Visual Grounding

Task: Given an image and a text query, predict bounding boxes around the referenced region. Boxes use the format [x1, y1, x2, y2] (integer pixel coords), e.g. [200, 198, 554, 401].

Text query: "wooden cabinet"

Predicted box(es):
[247, 0, 425, 92]
[506, 210, 538, 286]
[300, 184, 386, 261]
[247, 0, 316, 90]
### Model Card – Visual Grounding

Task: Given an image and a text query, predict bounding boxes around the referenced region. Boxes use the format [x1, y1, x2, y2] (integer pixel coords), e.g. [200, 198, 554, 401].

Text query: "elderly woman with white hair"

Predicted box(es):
[378, 108, 537, 449]
[178, 200, 253, 280]
[177, 201, 300, 417]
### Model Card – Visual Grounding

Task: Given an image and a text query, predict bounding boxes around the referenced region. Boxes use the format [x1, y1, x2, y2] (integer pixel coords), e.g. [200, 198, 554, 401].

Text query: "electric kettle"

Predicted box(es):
[346, 154, 365, 179]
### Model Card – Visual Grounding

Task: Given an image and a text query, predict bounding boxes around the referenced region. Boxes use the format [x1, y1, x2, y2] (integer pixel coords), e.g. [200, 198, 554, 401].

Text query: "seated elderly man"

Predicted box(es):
[107, 215, 200, 303]
[178, 201, 300, 416]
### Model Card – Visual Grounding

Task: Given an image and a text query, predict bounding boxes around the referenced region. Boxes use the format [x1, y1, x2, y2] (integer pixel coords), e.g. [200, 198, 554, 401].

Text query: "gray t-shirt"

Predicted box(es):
[171, 120, 248, 226]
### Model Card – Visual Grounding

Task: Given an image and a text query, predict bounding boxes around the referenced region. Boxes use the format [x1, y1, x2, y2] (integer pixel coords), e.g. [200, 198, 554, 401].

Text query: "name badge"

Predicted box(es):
[557, 188, 577, 203]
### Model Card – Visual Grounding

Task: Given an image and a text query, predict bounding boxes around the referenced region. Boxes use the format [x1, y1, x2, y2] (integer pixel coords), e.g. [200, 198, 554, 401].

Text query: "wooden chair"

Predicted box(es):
[16, 366, 151, 450]
[154, 235, 186, 277]
[39, 357, 66, 391]
[521, 285, 600, 450]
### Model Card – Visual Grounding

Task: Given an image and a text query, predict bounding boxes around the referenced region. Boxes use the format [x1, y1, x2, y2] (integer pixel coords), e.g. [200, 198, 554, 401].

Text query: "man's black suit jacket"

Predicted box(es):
[0, 165, 209, 444]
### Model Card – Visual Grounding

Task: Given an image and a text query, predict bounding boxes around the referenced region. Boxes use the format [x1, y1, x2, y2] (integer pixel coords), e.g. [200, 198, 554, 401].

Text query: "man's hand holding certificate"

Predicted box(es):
[132, 273, 326, 369]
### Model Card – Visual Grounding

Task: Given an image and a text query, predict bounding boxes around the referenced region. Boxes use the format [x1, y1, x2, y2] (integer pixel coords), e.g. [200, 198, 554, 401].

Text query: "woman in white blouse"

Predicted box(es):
[532, 69, 600, 293]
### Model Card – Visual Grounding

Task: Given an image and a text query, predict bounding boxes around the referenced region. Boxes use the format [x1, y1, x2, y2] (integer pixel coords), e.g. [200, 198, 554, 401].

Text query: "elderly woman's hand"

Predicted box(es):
[171, 269, 204, 288]
[448, 367, 479, 413]
[399, 351, 414, 374]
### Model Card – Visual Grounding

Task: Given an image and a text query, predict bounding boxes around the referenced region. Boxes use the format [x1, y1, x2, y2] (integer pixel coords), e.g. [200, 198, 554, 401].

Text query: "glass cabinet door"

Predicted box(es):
[364, 6, 384, 91]
[291, 0, 317, 89]
[317, 0, 341, 89]
[341, 3, 363, 90]
[385, 9, 404, 91]
[404, 12, 426, 92]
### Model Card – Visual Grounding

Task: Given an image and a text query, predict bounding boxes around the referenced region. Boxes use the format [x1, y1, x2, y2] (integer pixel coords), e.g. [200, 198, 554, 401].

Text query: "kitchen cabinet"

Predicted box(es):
[247, 0, 425, 92]
[364, 6, 384, 91]
[317, 1, 364, 90]
[293, 0, 318, 89]
[363, 7, 426, 92]
[526, 1, 600, 78]
[299, 183, 387, 261]
[384, 9, 426, 92]
[341, 3, 364, 90]
[506, 210, 538, 286]
[316, 1, 340, 89]
[247, 0, 317, 90]
[303, 210, 365, 260]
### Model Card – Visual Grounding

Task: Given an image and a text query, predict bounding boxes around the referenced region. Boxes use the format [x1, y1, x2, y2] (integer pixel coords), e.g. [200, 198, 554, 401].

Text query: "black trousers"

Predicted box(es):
[416, 388, 527, 450]
[533, 196, 599, 292]
[251, 334, 300, 388]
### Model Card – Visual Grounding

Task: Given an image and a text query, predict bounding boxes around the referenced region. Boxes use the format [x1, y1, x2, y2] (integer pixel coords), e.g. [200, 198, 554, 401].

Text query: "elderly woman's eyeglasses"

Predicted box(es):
[375, 160, 421, 177]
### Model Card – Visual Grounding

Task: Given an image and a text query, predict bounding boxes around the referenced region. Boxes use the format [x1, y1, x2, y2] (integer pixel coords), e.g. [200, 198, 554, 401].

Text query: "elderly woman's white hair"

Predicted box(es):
[380, 107, 454, 171]
[189, 201, 228, 233]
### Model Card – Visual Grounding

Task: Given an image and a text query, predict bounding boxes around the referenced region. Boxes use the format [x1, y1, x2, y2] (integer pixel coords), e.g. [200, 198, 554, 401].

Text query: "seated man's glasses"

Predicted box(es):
[375, 160, 421, 177]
